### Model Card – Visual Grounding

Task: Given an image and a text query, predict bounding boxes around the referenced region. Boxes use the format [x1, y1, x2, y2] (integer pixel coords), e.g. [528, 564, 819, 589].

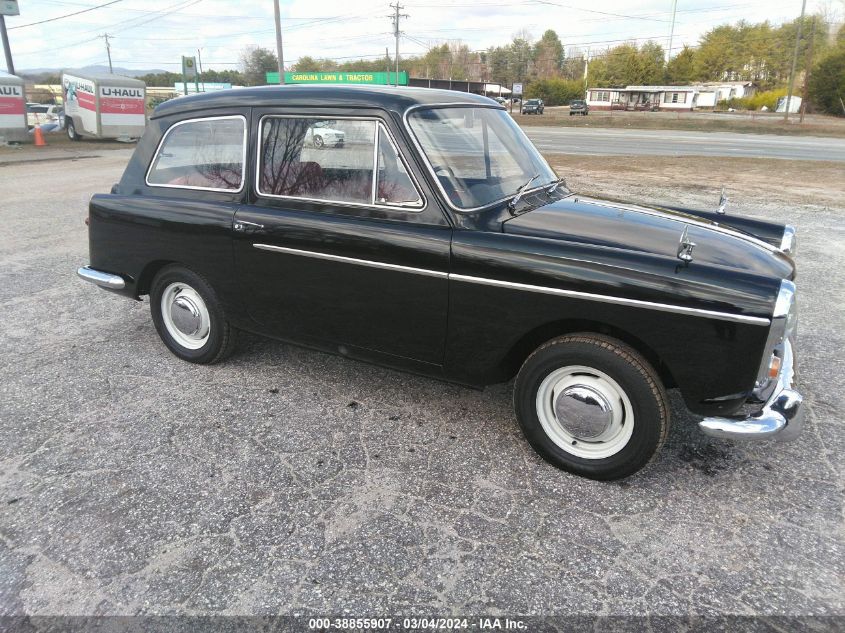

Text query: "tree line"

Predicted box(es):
[135, 14, 843, 115]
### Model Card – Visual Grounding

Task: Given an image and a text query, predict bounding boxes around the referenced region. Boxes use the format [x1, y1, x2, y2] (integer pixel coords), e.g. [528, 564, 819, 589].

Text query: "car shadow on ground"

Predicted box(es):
[227, 328, 748, 484]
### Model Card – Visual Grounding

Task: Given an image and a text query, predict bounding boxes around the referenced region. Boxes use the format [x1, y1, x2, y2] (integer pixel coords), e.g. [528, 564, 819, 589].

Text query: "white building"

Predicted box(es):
[586, 86, 699, 111]
[585, 82, 756, 111]
[700, 81, 756, 102]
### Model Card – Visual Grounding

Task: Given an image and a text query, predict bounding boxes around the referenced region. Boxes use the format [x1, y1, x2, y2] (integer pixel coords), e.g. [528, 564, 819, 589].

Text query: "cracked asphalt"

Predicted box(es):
[0, 147, 842, 621]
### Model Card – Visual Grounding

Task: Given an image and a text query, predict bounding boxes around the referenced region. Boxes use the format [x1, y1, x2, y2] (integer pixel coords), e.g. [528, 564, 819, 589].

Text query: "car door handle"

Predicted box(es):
[233, 221, 265, 233]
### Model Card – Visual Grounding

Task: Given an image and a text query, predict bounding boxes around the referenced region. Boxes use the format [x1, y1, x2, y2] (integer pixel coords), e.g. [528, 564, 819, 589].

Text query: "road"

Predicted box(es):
[523, 126, 845, 161]
[0, 150, 842, 622]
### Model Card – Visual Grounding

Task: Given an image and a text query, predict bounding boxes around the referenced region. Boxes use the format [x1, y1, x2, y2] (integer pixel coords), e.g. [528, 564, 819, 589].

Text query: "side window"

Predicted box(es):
[259, 117, 376, 204]
[147, 116, 245, 191]
[376, 126, 423, 208]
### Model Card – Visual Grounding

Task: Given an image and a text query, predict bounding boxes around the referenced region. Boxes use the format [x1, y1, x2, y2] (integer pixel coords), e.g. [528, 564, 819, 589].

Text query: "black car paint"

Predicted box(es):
[87, 85, 792, 418]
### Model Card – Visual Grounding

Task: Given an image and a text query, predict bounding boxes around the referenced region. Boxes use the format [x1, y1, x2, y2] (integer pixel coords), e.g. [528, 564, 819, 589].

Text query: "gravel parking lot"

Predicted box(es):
[0, 146, 842, 625]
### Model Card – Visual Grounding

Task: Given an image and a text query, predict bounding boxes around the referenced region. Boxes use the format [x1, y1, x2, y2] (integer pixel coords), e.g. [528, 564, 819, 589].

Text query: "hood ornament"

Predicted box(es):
[677, 226, 696, 263]
[716, 186, 728, 215]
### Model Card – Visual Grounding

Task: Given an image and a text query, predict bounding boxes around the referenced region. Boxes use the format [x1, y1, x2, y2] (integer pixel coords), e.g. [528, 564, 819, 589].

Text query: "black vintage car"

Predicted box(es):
[78, 86, 803, 480]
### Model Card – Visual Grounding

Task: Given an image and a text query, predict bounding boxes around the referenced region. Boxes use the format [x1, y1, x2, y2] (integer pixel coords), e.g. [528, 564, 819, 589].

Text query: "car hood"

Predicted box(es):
[503, 194, 795, 279]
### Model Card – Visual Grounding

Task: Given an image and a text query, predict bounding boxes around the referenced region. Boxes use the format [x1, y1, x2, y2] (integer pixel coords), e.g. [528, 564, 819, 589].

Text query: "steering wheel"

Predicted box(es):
[433, 164, 456, 180]
[432, 164, 461, 204]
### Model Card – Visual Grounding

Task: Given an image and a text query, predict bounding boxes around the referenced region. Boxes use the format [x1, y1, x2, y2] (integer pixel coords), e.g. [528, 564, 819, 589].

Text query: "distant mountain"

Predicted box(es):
[18, 65, 169, 79]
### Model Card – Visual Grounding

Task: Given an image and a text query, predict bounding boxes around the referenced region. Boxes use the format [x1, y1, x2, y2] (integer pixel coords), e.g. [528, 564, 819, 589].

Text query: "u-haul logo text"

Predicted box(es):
[101, 87, 144, 98]
[0, 86, 22, 97]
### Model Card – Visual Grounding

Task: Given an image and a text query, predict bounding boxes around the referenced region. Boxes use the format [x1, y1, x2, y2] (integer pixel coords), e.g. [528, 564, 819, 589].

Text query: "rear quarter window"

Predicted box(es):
[146, 115, 246, 192]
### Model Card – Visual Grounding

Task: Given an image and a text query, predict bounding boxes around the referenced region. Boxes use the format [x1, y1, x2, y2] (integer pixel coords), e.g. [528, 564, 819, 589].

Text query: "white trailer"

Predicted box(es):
[61, 70, 146, 141]
[0, 71, 27, 144]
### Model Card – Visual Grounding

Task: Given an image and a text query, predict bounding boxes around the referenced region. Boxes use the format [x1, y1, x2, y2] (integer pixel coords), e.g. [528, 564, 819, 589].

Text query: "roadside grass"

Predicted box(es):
[513, 108, 845, 138]
[544, 153, 845, 208]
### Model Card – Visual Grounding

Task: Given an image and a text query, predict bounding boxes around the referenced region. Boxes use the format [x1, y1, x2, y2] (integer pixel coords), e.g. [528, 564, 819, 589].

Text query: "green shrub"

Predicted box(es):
[525, 78, 585, 106]
[722, 87, 787, 111]
[809, 45, 845, 115]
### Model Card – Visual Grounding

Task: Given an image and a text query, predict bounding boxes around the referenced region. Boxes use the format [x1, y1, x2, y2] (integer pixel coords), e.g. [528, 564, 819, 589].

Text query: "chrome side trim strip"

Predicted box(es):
[252, 244, 448, 278]
[252, 244, 770, 326]
[449, 274, 771, 325]
[77, 266, 126, 290]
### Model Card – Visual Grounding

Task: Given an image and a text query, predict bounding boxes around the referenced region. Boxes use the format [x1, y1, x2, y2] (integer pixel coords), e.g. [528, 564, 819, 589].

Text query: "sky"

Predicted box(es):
[4, 0, 839, 73]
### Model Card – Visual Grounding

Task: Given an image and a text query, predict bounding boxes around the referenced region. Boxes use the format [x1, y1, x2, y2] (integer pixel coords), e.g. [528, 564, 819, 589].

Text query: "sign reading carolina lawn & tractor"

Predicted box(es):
[266, 71, 408, 86]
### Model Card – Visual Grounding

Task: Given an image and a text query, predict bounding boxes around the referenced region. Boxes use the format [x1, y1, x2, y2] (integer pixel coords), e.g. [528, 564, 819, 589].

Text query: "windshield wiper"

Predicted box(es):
[508, 173, 540, 213]
[546, 177, 566, 195]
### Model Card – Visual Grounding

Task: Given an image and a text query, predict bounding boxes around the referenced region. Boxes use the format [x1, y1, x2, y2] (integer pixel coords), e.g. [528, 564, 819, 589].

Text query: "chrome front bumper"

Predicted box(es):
[699, 339, 804, 441]
[77, 266, 125, 290]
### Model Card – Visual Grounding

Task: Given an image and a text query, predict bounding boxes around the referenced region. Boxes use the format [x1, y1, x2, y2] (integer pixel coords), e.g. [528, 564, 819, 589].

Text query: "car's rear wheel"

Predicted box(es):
[149, 265, 236, 364]
[66, 118, 79, 141]
[313, 135, 324, 148]
[514, 334, 670, 480]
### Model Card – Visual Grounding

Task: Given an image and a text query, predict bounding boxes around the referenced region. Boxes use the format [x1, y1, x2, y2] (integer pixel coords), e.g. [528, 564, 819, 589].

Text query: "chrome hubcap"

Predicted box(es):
[536, 365, 635, 460]
[553, 385, 613, 439]
[160, 283, 210, 350]
[170, 296, 202, 336]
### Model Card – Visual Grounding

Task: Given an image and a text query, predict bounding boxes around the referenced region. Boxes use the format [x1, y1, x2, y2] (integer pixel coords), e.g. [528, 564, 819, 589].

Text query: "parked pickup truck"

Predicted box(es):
[78, 86, 803, 480]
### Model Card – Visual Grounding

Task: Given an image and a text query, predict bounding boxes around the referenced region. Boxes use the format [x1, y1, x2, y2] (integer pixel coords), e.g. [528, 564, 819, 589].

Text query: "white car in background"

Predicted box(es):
[305, 121, 345, 148]
[26, 103, 60, 128]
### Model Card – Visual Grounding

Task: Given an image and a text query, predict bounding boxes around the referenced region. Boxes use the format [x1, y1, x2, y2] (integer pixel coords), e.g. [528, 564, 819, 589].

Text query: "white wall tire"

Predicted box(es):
[159, 283, 211, 350]
[149, 265, 236, 364]
[514, 334, 670, 480]
[535, 365, 635, 460]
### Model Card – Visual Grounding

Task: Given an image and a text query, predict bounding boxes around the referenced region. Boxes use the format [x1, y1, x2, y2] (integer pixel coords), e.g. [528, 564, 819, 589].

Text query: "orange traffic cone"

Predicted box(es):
[34, 125, 47, 147]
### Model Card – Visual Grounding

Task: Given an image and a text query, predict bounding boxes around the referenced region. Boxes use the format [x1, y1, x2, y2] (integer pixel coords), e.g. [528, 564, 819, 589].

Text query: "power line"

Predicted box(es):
[9, 0, 125, 30]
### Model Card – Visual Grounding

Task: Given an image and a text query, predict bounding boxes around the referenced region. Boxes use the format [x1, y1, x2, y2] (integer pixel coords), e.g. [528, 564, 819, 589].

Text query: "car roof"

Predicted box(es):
[152, 84, 503, 119]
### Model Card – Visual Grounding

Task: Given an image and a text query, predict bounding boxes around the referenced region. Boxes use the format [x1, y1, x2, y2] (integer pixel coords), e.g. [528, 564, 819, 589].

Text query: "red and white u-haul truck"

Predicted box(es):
[0, 71, 27, 144]
[61, 70, 146, 141]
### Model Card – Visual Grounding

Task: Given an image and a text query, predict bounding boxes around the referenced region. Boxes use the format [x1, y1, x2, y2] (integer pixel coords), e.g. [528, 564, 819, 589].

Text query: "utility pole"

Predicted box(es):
[799, 18, 816, 123]
[197, 48, 205, 93]
[385, 47, 390, 84]
[666, 0, 678, 63]
[583, 48, 590, 96]
[103, 34, 113, 73]
[783, 0, 807, 122]
[273, 0, 285, 84]
[389, 3, 408, 87]
[0, 15, 14, 75]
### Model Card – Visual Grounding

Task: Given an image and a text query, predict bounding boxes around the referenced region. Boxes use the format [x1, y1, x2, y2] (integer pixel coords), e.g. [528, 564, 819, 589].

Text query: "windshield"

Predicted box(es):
[525, 100, 540, 105]
[408, 106, 557, 210]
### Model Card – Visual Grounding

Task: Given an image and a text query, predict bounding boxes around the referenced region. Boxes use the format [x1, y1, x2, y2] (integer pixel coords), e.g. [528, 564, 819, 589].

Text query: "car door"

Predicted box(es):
[233, 109, 452, 368]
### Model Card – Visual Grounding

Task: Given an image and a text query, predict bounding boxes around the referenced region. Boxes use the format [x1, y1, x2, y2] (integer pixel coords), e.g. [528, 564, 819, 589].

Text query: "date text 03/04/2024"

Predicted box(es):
[307, 617, 527, 630]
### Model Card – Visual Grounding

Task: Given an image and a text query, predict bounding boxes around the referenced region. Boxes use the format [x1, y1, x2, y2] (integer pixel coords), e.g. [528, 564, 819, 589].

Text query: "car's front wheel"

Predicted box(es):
[150, 265, 236, 364]
[514, 334, 670, 480]
[313, 135, 324, 148]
